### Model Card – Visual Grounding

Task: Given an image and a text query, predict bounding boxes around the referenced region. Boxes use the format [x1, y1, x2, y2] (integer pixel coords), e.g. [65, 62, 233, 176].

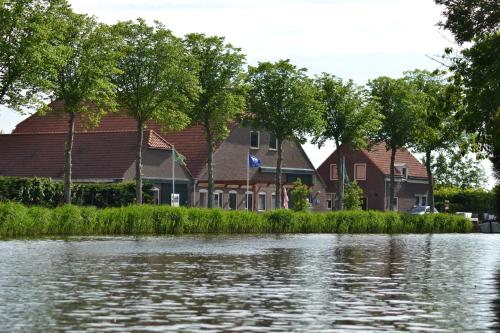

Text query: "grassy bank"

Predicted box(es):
[0, 202, 472, 238]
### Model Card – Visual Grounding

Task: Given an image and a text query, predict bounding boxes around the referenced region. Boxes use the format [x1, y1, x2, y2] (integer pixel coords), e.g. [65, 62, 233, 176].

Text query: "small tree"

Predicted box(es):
[433, 151, 487, 189]
[46, 12, 119, 204]
[248, 60, 323, 209]
[313, 73, 380, 210]
[344, 180, 363, 211]
[184, 33, 246, 208]
[0, 0, 69, 111]
[290, 179, 310, 212]
[368, 76, 424, 211]
[113, 19, 198, 204]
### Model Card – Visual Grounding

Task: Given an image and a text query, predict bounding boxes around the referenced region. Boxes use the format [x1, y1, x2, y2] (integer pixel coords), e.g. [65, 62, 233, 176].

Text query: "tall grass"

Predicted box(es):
[0, 203, 472, 238]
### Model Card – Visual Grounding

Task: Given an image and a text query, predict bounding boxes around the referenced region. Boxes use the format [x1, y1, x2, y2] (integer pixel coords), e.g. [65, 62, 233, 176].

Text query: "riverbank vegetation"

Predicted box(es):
[0, 202, 472, 238]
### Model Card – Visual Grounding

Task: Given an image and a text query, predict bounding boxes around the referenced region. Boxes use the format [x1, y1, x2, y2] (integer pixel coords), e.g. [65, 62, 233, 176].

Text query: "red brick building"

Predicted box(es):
[317, 143, 430, 212]
[0, 101, 327, 211]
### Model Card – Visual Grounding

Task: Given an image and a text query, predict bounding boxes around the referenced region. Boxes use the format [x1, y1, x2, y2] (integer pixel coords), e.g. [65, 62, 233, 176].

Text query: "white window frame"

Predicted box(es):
[269, 133, 277, 151]
[258, 192, 266, 211]
[228, 190, 237, 210]
[271, 193, 276, 210]
[415, 194, 427, 207]
[199, 189, 208, 207]
[245, 191, 254, 211]
[250, 131, 260, 149]
[213, 190, 223, 208]
[354, 163, 367, 180]
[330, 164, 338, 180]
[395, 163, 408, 180]
[326, 193, 333, 210]
[152, 187, 160, 205]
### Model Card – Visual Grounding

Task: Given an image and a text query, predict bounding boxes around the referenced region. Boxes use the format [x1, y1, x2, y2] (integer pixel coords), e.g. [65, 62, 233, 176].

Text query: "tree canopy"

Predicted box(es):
[113, 19, 199, 204]
[184, 33, 246, 208]
[248, 59, 323, 209]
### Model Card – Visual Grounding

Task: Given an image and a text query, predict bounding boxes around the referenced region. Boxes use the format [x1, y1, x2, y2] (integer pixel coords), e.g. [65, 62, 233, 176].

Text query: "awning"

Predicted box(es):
[259, 167, 316, 175]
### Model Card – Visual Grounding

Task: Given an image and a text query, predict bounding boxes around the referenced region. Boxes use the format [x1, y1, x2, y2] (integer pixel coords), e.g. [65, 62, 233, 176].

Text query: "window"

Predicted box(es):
[199, 190, 207, 207]
[229, 192, 237, 210]
[250, 131, 259, 149]
[330, 164, 338, 180]
[326, 193, 333, 210]
[245, 192, 254, 210]
[415, 194, 427, 207]
[269, 133, 277, 150]
[213, 192, 223, 208]
[271, 193, 277, 209]
[392, 197, 399, 211]
[354, 163, 366, 180]
[152, 187, 160, 205]
[395, 163, 408, 179]
[258, 192, 266, 211]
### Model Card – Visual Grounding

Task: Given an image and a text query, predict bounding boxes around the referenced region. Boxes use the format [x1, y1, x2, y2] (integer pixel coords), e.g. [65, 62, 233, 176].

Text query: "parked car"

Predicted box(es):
[410, 206, 439, 215]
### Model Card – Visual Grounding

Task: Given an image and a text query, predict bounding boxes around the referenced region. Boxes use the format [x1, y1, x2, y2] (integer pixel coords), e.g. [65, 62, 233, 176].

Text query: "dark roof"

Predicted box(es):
[13, 101, 210, 177]
[0, 131, 168, 179]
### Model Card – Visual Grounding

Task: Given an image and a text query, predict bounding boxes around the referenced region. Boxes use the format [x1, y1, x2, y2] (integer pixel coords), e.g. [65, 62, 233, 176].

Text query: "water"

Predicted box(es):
[0, 234, 499, 332]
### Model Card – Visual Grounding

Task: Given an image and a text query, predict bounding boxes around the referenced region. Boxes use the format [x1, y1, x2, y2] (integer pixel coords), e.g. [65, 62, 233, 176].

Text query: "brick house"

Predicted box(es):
[0, 101, 327, 211]
[316, 143, 430, 212]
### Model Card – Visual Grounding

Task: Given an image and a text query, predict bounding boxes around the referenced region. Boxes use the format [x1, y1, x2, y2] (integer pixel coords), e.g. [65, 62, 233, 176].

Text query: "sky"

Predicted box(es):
[0, 0, 494, 188]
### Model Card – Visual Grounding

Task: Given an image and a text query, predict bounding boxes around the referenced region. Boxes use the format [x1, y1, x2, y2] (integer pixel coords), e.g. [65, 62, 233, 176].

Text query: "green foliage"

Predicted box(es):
[0, 203, 472, 238]
[344, 180, 363, 210]
[434, 187, 497, 217]
[112, 19, 197, 204]
[433, 152, 487, 189]
[290, 179, 310, 212]
[0, 0, 70, 110]
[247, 59, 323, 208]
[184, 33, 246, 208]
[0, 177, 153, 207]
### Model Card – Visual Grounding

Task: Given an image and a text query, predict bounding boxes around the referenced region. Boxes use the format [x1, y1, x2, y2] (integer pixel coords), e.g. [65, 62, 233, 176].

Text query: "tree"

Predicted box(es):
[344, 180, 363, 211]
[405, 69, 462, 212]
[290, 179, 310, 212]
[0, 0, 69, 111]
[433, 151, 487, 189]
[46, 12, 119, 204]
[113, 19, 198, 204]
[248, 60, 323, 209]
[184, 33, 246, 208]
[313, 73, 380, 210]
[368, 76, 423, 211]
[435, 0, 499, 186]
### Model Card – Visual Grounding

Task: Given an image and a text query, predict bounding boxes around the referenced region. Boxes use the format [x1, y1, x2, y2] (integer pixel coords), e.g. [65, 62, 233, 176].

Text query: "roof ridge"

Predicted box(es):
[8, 129, 144, 136]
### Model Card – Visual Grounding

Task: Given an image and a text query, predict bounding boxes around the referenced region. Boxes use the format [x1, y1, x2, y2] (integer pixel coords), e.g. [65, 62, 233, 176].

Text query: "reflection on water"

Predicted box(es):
[0, 234, 499, 332]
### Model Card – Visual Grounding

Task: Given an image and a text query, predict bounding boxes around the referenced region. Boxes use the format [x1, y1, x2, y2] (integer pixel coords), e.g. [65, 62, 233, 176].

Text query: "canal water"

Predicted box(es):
[0, 234, 499, 332]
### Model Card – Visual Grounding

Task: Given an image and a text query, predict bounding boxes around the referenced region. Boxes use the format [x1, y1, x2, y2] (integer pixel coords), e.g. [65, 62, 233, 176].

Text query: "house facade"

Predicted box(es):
[316, 143, 430, 212]
[0, 101, 327, 211]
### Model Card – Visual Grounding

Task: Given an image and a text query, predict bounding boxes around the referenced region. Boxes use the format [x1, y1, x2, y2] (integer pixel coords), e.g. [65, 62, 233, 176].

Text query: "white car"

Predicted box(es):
[410, 206, 439, 215]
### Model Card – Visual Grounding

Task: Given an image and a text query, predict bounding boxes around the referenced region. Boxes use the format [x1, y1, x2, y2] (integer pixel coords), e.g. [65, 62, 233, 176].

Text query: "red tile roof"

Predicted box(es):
[13, 101, 210, 177]
[362, 143, 428, 178]
[0, 131, 168, 179]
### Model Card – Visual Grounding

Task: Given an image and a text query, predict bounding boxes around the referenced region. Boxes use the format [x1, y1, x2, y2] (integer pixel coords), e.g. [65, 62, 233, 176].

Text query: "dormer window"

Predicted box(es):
[395, 163, 408, 179]
[250, 131, 259, 149]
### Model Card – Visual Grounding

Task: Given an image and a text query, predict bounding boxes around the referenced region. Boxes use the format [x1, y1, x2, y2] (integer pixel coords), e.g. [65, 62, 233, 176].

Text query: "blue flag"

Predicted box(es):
[248, 154, 262, 168]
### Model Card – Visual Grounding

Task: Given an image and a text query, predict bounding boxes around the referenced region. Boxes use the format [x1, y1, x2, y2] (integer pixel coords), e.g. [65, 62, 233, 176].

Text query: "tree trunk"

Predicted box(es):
[389, 147, 396, 211]
[207, 134, 214, 209]
[275, 138, 283, 209]
[335, 139, 344, 210]
[135, 121, 144, 205]
[425, 150, 435, 212]
[63, 112, 75, 204]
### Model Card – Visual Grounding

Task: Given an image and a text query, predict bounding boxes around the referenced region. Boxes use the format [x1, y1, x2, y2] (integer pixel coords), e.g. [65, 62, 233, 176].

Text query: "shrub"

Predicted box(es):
[344, 180, 363, 210]
[0, 203, 473, 238]
[290, 179, 310, 212]
[434, 187, 497, 218]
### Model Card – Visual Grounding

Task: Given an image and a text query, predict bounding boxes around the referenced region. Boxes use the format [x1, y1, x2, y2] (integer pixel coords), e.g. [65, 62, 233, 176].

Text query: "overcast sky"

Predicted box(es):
[0, 0, 494, 187]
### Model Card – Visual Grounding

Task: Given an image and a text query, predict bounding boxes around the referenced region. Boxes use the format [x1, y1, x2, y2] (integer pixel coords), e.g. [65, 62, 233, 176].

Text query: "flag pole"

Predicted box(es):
[172, 145, 175, 197]
[246, 150, 249, 211]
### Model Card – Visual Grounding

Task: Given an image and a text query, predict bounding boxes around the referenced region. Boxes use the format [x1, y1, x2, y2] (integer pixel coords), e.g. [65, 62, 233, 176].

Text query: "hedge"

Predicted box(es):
[434, 187, 498, 218]
[0, 177, 154, 207]
[0, 202, 472, 238]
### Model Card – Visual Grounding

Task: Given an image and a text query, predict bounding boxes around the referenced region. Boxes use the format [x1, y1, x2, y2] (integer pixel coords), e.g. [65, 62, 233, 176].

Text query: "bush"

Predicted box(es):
[0, 176, 154, 207]
[344, 180, 363, 210]
[290, 179, 310, 212]
[0, 203, 473, 238]
[434, 187, 497, 218]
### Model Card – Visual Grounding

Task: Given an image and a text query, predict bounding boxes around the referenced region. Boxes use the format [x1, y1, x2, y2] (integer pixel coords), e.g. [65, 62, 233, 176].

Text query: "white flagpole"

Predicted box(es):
[246, 150, 249, 211]
[172, 145, 175, 196]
